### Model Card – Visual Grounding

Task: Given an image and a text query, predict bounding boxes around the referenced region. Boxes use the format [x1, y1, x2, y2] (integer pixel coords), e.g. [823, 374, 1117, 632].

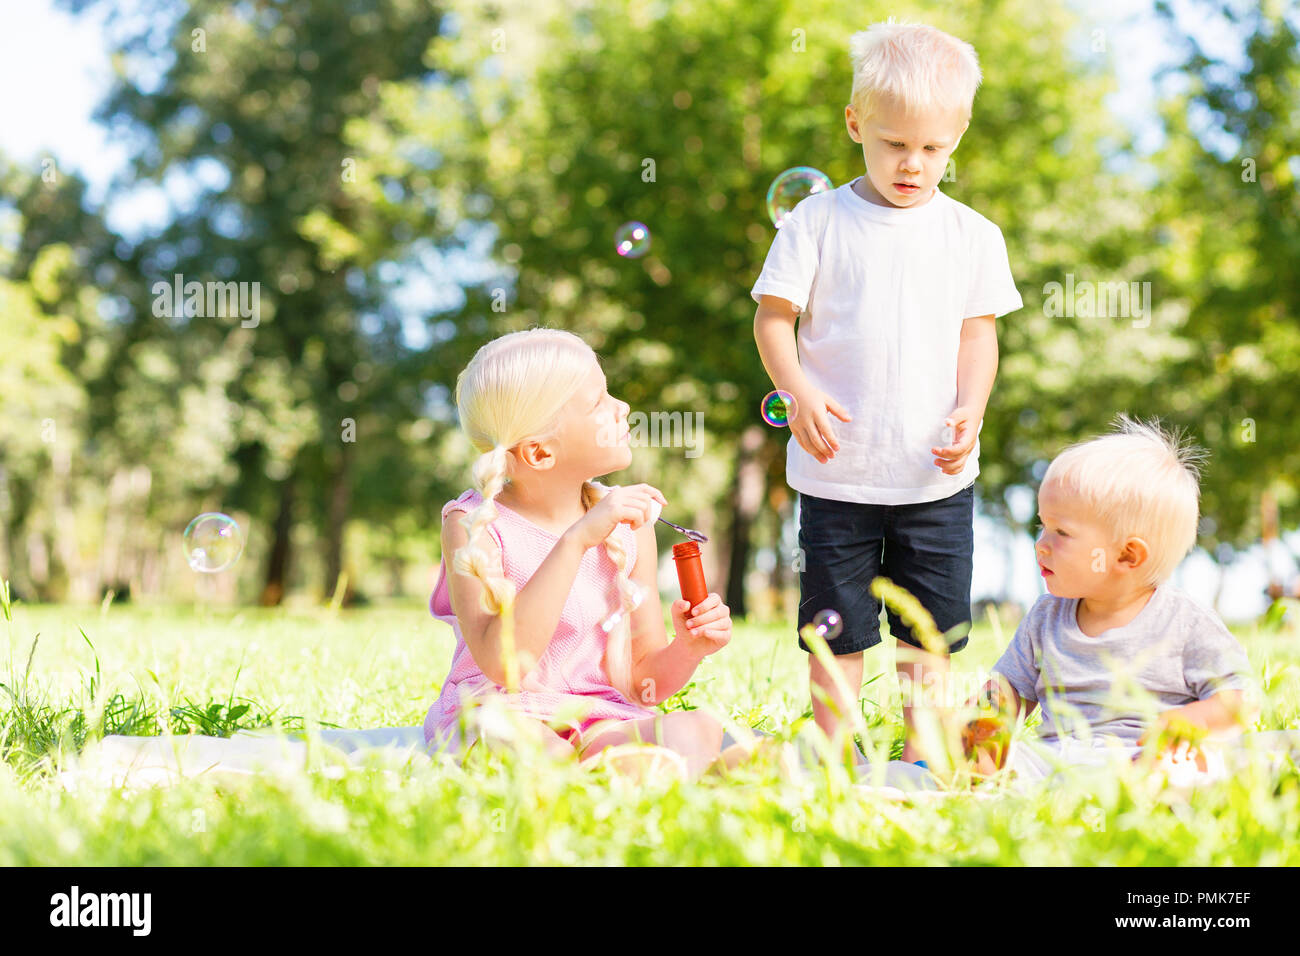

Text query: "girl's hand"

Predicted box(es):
[931, 407, 980, 474]
[788, 385, 852, 464]
[565, 483, 666, 552]
[670, 594, 732, 657]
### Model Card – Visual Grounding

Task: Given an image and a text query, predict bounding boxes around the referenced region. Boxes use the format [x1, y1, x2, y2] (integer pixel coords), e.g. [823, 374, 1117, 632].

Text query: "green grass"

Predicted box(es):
[1, 582, 1298, 866]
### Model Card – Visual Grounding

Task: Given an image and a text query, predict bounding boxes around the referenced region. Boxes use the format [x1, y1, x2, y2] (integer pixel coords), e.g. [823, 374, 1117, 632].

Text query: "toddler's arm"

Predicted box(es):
[970, 672, 1037, 722]
[1138, 611, 1259, 753]
[1138, 689, 1257, 752]
[958, 673, 1037, 773]
[753, 294, 852, 464]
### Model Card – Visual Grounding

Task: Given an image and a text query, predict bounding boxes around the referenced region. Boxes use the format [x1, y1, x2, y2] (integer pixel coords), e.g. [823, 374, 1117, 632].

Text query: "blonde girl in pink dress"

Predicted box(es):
[424, 328, 733, 778]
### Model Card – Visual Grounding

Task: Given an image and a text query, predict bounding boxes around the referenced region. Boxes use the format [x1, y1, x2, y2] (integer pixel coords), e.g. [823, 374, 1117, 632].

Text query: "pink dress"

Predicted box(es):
[424, 488, 658, 751]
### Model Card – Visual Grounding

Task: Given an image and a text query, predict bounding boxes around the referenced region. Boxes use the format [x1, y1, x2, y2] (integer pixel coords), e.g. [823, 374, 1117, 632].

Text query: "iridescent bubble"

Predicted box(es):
[183, 513, 244, 573]
[813, 609, 843, 640]
[761, 390, 797, 427]
[766, 167, 833, 228]
[614, 221, 651, 258]
[600, 582, 646, 634]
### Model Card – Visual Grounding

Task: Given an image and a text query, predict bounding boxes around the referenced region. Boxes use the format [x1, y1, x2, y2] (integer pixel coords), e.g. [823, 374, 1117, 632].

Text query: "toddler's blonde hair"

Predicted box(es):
[848, 19, 982, 128]
[451, 327, 640, 700]
[1042, 414, 1208, 587]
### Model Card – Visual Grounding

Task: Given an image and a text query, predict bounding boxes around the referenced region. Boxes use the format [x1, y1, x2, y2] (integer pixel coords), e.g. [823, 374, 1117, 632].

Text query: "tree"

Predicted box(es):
[353, 0, 1173, 613]
[64, 0, 449, 602]
[1146, 0, 1300, 568]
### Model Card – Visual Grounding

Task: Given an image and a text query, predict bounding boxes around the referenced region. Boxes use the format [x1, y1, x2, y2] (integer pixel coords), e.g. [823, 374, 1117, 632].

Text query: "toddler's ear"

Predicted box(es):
[1118, 536, 1151, 571]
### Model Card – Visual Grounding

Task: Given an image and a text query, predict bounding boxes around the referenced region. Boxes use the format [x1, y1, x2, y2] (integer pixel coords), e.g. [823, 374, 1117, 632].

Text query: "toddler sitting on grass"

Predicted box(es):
[961, 415, 1258, 782]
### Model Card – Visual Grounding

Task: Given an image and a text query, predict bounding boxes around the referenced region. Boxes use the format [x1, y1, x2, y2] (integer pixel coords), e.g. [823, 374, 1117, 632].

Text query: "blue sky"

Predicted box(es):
[1, 0, 1293, 619]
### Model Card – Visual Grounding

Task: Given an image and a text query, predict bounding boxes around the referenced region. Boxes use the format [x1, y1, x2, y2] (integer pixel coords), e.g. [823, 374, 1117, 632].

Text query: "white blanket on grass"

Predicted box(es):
[54, 727, 1300, 794]
[56, 727, 437, 790]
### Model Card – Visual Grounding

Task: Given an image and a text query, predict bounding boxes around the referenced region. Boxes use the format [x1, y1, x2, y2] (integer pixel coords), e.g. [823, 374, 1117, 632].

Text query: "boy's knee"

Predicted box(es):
[809, 650, 863, 671]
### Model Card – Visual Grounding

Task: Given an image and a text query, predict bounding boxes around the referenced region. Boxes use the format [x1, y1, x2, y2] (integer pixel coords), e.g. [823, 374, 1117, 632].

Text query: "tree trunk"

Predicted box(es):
[324, 443, 354, 604]
[766, 452, 793, 621]
[0, 464, 10, 586]
[51, 444, 85, 601]
[99, 467, 131, 597]
[723, 425, 766, 618]
[1262, 488, 1282, 601]
[259, 471, 296, 606]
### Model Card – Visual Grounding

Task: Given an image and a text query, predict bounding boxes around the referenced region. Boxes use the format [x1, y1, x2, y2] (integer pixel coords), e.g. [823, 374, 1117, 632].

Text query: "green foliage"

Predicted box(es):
[1146, 0, 1300, 550]
[3, 0, 1297, 608]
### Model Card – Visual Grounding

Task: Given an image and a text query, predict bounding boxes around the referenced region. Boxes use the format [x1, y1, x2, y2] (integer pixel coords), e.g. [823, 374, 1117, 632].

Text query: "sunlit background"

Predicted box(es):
[1, 0, 1297, 622]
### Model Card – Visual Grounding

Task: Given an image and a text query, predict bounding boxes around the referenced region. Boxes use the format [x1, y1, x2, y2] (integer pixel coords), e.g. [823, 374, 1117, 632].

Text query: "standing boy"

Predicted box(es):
[752, 21, 1023, 763]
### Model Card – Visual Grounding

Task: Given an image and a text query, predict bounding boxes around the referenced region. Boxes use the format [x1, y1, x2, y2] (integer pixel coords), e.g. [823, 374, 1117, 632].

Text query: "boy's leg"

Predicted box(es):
[809, 651, 865, 755]
[880, 482, 976, 765]
[796, 492, 886, 757]
[896, 651, 950, 764]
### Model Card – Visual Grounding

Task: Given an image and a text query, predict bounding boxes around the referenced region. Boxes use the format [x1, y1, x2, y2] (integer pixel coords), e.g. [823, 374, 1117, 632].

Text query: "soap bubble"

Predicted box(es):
[761, 390, 797, 427]
[600, 582, 646, 634]
[766, 167, 833, 228]
[614, 221, 651, 258]
[183, 513, 244, 572]
[813, 609, 842, 640]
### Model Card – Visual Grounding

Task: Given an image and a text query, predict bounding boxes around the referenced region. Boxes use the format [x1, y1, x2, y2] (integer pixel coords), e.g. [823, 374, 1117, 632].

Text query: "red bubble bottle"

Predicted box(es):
[672, 541, 708, 610]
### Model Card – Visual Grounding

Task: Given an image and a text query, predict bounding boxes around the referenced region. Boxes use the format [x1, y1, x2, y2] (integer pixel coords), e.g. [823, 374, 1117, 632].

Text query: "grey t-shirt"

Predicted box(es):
[992, 584, 1252, 747]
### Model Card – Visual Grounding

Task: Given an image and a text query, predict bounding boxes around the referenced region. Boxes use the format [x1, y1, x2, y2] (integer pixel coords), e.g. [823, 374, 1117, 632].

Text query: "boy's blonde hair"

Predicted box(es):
[848, 19, 982, 127]
[452, 327, 640, 700]
[1042, 415, 1208, 587]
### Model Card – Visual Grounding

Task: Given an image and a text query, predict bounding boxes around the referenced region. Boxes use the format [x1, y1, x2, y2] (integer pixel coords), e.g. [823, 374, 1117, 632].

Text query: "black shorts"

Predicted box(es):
[796, 483, 975, 656]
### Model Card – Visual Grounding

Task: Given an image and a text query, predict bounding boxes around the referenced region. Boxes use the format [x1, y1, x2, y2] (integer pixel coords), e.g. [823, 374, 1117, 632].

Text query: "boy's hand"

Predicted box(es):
[932, 406, 980, 474]
[670, 594, 732, 657]
[789, 385, 852, 464]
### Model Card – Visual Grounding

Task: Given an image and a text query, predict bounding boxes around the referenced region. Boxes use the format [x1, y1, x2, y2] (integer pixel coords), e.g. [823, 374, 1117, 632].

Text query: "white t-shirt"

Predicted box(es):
[750, 177, 1023, 505]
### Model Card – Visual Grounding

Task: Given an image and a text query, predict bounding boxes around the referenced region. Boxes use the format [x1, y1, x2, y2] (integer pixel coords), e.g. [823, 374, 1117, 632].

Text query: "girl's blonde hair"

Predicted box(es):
[451, 327, 641, 700]
[1042, 414, 1208, 587]
[848, 19, 982, 127]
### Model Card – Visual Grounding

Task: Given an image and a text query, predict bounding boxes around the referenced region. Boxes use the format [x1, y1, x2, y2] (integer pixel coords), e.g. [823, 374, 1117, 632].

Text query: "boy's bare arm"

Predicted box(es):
[753, 294, 809, 395]
[956, 315, 999, 421]
[933, 315, 998, 474]
[753, 294, 852, 463]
